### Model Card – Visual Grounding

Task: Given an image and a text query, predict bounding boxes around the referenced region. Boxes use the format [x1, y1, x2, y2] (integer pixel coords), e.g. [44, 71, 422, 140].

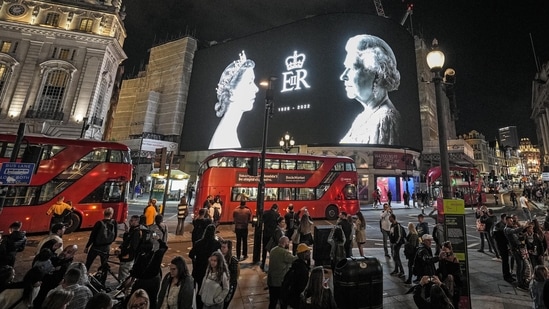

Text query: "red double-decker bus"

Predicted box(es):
[194, 150, 359, 221]
[0, 134, 132, 233]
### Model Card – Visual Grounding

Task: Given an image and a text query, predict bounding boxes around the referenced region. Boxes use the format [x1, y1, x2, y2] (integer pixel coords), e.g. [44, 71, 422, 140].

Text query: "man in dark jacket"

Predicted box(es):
[413, 234, 439, 279]
[493, 213, 514, 283]
[261, 204, 280, 269]
[84, 207, 117, 272]
[233, 201, 252, 260]
[281, 243, 311, 309]
[0, 221, 27, 267]
[337, 212, 353, 257]
[116, 215, 142, 282]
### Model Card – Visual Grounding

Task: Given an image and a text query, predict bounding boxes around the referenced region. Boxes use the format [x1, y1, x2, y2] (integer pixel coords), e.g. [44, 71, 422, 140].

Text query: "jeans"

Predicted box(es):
[175, 218, 185, 235]
[522, 207, 532, 221]
[268, 286, 283, 309]
[392, 243, 404, 273]
[118, 260, 134, 283]
[235, 228, 248, 258]
[381, 229, 391, 256]
[85, 246, 109, 272]
[497, 243, 511, 279]
[511, 249, 525, 286]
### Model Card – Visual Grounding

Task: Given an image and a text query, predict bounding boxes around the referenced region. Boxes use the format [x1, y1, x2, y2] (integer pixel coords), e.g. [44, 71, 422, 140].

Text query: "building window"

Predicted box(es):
[0, 63, 13, 105]
[0, 42, 12, 53]
[79, 18, 94, 32]
[58, 49, 70, 60]
[44, 13, 60, 27]
[34, 70, 70, 120]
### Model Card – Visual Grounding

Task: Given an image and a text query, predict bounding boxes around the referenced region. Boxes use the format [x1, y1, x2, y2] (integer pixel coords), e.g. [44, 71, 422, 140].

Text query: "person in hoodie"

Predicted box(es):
[0, 221, 27, 267]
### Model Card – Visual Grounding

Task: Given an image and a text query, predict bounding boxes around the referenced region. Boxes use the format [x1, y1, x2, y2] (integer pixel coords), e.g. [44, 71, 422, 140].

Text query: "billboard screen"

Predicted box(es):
[181, 13, 421, 151]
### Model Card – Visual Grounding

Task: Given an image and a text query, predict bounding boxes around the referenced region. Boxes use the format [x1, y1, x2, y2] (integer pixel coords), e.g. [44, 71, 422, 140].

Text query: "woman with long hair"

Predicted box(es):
[157, 256, 195, 309]
[355, 211, 367, 256]
[127, 288, 150, 309]
[404, 222, 419, 284]
[199, 251, 230, 309]
[299, 208, 314, 246]
[530, 265, 549, 309]
[300, 266, 337, 309]
[42, 289, 74, 309]
[189, 224, 221, 309]
[220, 240, 239, 309]
[0, 267, 44, 309]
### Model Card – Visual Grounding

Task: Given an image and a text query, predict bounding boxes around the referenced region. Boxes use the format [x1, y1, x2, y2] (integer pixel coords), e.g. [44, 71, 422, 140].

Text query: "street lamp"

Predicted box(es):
[252, 76, 277, 264]
[279, 132, 295, 153]
[426, 39, 452, 200]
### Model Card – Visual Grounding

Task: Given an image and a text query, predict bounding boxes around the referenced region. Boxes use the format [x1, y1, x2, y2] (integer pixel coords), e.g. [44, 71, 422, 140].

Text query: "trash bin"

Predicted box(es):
[333, 256, 383, 309]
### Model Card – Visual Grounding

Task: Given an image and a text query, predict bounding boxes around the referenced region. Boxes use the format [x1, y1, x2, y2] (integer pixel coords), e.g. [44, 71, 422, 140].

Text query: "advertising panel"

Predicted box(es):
[181, 13, 421, 151]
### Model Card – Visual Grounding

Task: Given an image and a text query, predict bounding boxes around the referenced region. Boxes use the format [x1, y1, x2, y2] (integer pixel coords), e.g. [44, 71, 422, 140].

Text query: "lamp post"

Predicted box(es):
[426, 39, 451, 200]
[252, 76, 276, 264]
[279, 132, 295, 153]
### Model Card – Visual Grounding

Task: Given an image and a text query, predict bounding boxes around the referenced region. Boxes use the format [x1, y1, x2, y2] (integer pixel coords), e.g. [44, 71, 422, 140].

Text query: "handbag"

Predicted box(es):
[476, 219, 485, 232]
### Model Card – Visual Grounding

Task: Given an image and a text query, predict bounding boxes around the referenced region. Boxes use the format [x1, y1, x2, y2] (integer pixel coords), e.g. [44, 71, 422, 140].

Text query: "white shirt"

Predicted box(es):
[519, 196, 529, 209]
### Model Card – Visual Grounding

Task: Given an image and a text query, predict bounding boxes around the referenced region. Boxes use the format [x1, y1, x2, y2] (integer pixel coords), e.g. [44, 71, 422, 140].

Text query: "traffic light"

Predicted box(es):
[247, 158, 258, 176]
[154, 147, 167, 174]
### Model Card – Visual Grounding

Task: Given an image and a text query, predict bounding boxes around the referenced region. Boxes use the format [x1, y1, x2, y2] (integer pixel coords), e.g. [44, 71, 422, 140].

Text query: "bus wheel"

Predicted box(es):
[325, 205, 339, 220]
[64, 212, 81, 234]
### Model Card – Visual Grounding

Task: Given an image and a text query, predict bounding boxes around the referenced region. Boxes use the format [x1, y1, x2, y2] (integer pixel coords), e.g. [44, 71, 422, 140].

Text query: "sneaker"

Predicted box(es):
[390, 271, 398, 275]
[398, 273, 405, 278]
[404, 279, 412, 284]
[504, 277, 516, 283]
[516, 285, 529, 292]
[477, 249, 484, 253]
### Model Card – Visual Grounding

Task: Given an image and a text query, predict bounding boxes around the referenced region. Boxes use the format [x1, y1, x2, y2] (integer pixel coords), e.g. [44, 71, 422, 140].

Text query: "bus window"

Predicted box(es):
[265, 188, 278, 200]
[297, 188, 315, 200]
[38, 180, 72, 203]
[333, 162, 345, 171]
[81, 181, 126, 203]
[281, 160, 295, 170]
[0, 186, 38, 206]
[265, 158, 279, 169]
[233, 187, 257, 201]
[81, 149, 108, 162]
[296, 160, 318, 170]
[345, 162, 356, 171]
[316, 184, 329, 199]
[279, 188, 296, 200]
[235, 157, 249, 168]
[109, 150, 122, 162]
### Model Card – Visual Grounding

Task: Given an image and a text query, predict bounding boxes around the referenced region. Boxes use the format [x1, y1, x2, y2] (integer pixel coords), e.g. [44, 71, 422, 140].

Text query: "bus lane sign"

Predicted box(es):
[0, 162, 35, 185]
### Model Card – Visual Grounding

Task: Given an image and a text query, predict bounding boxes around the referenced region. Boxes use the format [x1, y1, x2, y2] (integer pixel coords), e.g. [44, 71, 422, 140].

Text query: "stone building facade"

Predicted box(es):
[0, 0, 126, 139]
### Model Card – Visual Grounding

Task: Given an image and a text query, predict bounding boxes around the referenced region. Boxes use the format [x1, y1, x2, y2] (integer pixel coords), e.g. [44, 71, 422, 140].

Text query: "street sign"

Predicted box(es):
[0, 162, 35, 185]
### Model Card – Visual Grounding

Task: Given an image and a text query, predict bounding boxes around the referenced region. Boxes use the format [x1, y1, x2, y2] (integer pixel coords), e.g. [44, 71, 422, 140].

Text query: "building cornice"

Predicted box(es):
[0, 21, 127, 61]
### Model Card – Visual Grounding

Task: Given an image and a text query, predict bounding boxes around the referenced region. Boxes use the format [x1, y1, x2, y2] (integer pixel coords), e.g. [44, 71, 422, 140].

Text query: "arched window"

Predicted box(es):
[0, 63, 13, 105]
[79, 18, 93, 32]
[35, 69, 70, 120]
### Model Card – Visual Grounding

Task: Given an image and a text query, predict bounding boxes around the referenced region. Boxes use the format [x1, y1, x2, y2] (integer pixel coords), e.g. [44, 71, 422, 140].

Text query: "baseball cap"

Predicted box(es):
[296, 243, 311, 254]
[422, 234, 433, 241]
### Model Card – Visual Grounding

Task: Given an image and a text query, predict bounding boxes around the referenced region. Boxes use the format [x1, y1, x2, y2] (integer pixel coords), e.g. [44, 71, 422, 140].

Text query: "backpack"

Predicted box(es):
[399, 224, 407, 244]
[95, 220, 116, 246]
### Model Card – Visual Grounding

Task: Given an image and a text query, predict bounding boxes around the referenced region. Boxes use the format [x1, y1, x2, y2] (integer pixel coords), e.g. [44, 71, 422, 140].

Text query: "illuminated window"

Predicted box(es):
[35, 69, 69, 120]
[0, 63, 13, 106]
[79, 18, 94, 32]
[0, 41, 11, 53]
[58, 49, 70, 60]
[44, 13, 59, 27]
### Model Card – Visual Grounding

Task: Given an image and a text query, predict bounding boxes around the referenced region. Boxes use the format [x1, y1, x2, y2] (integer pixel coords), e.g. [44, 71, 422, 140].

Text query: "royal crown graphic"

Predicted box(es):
[285, 51, 306, 71]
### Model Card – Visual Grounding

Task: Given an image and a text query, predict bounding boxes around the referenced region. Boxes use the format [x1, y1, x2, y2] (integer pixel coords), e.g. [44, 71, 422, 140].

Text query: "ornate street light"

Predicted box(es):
[279, 132, 295, 153]
[426, 39, 452, 200]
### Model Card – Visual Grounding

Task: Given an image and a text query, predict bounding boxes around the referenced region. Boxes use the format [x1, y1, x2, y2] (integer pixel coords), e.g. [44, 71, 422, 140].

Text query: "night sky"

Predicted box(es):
[121, 0, 549, 144]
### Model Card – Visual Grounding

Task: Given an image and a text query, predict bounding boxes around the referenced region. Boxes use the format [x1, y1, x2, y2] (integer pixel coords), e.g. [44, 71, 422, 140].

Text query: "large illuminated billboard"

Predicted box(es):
[181, 13, 421, 151]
